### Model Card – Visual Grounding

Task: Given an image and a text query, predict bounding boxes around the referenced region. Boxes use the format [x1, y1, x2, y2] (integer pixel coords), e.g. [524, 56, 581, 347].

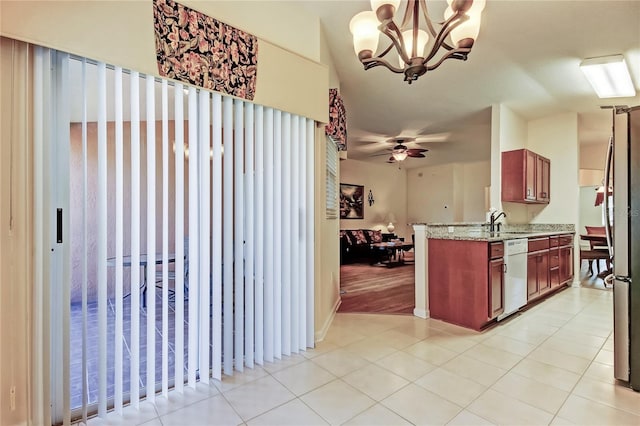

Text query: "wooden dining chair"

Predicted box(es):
[584, 226, 609, 274]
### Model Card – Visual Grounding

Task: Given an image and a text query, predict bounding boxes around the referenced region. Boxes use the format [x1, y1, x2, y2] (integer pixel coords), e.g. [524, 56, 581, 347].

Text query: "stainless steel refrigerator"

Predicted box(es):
[606, 106, 640, 390]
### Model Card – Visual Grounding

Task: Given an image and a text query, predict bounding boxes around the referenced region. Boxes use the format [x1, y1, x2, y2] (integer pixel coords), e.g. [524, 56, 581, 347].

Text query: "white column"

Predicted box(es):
[412, 224, 429, 318]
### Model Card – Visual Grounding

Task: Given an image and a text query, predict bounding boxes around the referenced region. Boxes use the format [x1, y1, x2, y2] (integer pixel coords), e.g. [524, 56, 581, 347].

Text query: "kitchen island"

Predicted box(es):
[420, 223, 574, 331]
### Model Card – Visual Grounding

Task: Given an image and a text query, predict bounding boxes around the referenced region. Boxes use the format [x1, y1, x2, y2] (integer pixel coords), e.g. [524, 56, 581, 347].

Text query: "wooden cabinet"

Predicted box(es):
[527, 237, 550, 301]
[428, 239, 505, 331]
[501, 149, 550, 204]
[558, 235, 574, 285]
[536, 155, 550, 202]
[488, 242, 505, 319]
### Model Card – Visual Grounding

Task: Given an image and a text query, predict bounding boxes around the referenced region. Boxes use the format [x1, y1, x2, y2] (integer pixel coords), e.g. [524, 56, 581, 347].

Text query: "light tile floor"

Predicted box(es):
[85, 286, 640, 425]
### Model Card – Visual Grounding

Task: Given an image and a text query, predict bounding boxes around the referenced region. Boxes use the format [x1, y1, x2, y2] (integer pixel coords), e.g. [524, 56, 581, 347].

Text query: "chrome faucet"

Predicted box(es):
[489, 211, 507, 232]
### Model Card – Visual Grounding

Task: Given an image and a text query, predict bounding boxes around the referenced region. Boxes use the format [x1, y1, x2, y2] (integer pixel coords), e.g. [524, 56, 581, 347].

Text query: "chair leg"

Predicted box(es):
[596, 259, 601, 274]
[588, 260, 593, 276]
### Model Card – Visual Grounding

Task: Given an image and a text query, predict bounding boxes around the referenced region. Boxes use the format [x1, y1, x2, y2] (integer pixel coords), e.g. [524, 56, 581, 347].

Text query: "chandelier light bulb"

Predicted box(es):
[349, 11, 380, 59]
[444, 6, 482, 48]
[399, 29, 430, 67]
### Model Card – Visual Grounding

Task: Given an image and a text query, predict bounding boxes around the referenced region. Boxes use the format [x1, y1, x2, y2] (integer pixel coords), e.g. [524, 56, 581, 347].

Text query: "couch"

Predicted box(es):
[340, 229, 386, 264]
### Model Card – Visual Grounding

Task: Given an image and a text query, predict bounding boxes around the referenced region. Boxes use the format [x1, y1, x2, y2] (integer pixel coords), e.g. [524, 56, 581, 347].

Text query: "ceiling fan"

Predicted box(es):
[387, 142, 428, 163]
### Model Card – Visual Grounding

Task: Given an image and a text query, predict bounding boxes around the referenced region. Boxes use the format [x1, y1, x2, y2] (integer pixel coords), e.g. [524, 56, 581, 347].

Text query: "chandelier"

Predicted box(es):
[349, 0, 486, 84]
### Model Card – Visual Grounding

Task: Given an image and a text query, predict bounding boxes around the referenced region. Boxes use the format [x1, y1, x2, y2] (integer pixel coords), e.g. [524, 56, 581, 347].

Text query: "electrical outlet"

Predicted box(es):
[10, 386, 16, 411]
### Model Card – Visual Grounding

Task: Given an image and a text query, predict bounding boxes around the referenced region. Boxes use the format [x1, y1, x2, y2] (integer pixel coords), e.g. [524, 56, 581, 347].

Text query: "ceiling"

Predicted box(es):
[300, 0, 640, 168]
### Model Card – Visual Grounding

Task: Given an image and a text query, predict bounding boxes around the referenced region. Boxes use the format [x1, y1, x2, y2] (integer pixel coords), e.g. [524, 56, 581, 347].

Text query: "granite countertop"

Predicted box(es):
[423, 223, 575, 242]
[429, 230, 574, 242]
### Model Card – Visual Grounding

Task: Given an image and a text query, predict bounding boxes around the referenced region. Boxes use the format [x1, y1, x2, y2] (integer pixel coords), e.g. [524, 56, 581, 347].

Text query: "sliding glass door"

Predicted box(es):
[37, 48, 316, 424]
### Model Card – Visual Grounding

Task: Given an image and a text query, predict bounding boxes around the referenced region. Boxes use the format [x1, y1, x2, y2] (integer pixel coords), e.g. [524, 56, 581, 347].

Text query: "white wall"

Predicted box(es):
[340, 159, 409, 238]
[407, 161, 490, 224]
[527, 113, 580, 226]
[491, 104, 529, 223]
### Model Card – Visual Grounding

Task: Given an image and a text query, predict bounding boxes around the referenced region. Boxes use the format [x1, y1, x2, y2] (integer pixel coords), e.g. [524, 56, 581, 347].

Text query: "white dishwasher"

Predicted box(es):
[498, 238, 528, 321]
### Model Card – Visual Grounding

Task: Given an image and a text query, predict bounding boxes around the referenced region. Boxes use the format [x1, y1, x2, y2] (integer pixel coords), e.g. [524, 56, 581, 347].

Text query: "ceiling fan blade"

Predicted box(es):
[386, 156, 396, 163]
[406, 148, 428, 155]
[407, 152, 426, 158]
[370, 150, 393, 157]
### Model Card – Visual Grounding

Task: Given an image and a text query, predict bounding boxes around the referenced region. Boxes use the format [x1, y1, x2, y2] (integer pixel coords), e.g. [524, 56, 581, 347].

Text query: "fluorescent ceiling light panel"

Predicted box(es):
[580, 55, 636, 98]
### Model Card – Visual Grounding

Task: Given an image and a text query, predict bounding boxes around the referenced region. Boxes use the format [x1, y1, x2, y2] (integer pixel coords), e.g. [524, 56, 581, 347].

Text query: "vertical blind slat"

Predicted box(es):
[113, 66, 124, 413]
[234, 100, 245, 372]
[80, 58, 90, 421]
[291, 115, 300, 353]
[273, 110, 282, 359]
[96, 62, 108, 417]
[145, 74, 157, 403]
[174, 83, 185, 393]
[130, 71, 141, 408]
[282, 113, 292, 356]
[222, 96, 234, 376]
[264, 107, 275, 363]
[198, 90, 211, 383]
[254, 105, 264, 365]
[211, 93, 223, 380]
[161, 79, 170, 397]
[245, 105, 255, 369]
[187, 87, 200, 387]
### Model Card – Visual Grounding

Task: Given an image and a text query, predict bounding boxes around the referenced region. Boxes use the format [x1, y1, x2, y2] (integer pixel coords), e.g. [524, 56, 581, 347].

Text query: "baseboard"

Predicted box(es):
[413, 308, 429, 319]
[315, 297, 341, 342]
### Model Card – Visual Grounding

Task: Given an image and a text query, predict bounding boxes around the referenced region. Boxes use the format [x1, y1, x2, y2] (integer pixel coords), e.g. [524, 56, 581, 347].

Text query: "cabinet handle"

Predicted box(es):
[503, 264, 507, 273]
[541, 192, 547, 198]
[527, 188, 531, 196]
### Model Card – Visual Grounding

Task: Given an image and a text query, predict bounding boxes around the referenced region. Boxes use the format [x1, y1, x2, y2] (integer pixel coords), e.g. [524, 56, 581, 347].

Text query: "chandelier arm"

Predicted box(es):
[422, 12, 469, 64]
[379, 24, 412, 64]
[419, 0, 456, 51]
[400, 0, 416, 30]
[425, 47, 472, 71]
[418, 0, 438, 39]
[412, 1, 419, 58]
[361, 56, 405, 74]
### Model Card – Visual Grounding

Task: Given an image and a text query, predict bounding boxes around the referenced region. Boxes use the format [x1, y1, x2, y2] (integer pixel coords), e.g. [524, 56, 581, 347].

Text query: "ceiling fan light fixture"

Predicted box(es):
[391, 145, 409, 161]
[580, 55, 636, 98]
[350, 0, 486, 83]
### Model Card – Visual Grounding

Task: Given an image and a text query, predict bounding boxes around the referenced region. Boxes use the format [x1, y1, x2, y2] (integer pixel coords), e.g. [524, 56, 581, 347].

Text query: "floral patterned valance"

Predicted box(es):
[153, 0, 258, 100]
[326, 88, 347, 151]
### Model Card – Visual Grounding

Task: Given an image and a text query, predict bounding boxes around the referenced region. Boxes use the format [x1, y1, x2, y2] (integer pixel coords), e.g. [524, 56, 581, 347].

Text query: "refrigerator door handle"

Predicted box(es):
[614, 275, 632, 283]
[604, 134, 614, 259]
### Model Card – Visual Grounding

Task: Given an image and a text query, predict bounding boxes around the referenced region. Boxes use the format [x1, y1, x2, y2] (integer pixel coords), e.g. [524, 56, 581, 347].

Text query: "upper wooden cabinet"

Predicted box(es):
[501, 149, 550, 204]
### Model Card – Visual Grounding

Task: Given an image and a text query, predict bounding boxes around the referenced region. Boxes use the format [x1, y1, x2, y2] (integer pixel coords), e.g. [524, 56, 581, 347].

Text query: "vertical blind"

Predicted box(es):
[39, 52, 316, 423]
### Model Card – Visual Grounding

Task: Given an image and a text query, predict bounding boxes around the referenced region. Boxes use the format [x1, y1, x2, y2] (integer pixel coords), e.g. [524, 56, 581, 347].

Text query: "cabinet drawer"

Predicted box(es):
[558, 235, 573, 246]
[550, 267, 560, 288]
[549, 236, 559, 247]
[489, 242, 504, 259]
[528, 237, 549, 252]
[549, 248, 559, 268]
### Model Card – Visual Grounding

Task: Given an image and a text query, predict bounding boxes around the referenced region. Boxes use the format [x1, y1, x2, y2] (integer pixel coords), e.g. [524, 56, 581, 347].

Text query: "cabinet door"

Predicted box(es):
[527, 253, 539, 299]
[489, 258, 504, 319]
[537, 156, 550, 203]
[526, 150, 537, 201]
[559, 246, 574, 284]
[537, 251, 550, 294]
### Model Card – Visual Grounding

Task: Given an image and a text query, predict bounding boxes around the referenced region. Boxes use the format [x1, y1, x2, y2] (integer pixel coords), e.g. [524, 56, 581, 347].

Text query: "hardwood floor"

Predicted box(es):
[339, 261, 415, 314]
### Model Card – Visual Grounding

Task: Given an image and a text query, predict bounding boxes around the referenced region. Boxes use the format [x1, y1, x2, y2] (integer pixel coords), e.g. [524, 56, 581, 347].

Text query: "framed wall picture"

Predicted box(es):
[340, 183, 364, 219]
